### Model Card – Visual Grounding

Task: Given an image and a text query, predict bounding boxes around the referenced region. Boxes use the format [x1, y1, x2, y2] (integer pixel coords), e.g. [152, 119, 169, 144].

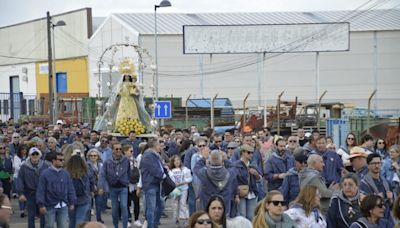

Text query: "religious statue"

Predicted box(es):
[94, 58, 151, 135]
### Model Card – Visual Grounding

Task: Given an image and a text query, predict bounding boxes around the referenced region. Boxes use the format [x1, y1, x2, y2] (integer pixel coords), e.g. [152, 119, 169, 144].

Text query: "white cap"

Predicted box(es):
[29, 147, 42, 157]
[56, 120, 63, 125]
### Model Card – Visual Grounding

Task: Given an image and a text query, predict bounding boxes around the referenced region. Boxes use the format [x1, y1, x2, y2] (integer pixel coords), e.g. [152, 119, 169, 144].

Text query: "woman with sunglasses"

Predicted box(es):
[327, 173, 362, 228]
[252, 190, 294, 228]
[284, 185, 327, 227]
[381, 144, 400, 195]
[86, 148, 105, 223]
[337, 133, 357, 170]
[374, 138, 388, 159]
[13, 145, 28, 217]
[188, 211, 214, 228]
[232, 144, 260, 220]
[349, 194, 393, 228]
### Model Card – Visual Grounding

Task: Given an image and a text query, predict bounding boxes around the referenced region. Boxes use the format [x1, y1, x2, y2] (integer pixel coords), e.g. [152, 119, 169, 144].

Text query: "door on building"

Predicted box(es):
[9, 76, 20, 120]
[56, 72, 68, 93]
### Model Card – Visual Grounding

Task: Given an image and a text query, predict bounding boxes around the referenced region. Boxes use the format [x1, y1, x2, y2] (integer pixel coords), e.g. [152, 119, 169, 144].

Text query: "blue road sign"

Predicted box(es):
[154, 101, 172, 119]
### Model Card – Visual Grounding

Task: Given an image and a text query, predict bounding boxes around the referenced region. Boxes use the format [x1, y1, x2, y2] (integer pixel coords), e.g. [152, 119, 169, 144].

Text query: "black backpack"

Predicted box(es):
[130, 161, 140, 184]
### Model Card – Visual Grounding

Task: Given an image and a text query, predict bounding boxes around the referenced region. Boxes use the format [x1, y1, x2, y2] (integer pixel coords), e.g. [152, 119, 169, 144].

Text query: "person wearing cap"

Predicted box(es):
[348, 147, 369, 180]
[232, 144, 261, 220]
[280, 150, 308, 203]
[264, 138, 295, 191]
[359, 153, 394, 222]
[16, 147, 49, 228]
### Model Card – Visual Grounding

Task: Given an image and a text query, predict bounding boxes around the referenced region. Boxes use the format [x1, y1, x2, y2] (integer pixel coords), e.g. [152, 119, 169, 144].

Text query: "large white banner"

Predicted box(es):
[183, 23, 350, 54]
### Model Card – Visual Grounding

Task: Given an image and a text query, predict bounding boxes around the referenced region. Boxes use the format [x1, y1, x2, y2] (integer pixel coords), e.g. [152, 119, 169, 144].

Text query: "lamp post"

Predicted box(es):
[51, 20, 66, 123]
[154, 0, 171, 101]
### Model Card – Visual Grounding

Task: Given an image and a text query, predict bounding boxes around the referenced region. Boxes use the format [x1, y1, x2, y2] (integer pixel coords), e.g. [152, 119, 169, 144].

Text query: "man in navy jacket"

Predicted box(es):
[140, 138, 166, 228]
[194, 149, 238, 217]
[17, 147, 49, 228]
[36, 152, 76, 228]
[264, 138, 295, 191]
[98, 143, 130, 228]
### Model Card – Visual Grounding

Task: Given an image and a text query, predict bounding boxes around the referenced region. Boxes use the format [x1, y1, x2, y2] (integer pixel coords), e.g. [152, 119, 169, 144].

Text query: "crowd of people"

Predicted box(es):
[0, 118, 399, 228]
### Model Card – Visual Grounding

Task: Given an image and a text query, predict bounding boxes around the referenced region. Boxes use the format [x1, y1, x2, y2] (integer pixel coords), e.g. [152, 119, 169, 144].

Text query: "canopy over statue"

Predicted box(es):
[94, 58, 151, 135]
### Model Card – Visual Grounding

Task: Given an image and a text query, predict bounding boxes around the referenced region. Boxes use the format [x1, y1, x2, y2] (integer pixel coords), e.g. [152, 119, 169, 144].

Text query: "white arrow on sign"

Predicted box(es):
[164, 104, 168, 116]
[157, 104, 161, 116]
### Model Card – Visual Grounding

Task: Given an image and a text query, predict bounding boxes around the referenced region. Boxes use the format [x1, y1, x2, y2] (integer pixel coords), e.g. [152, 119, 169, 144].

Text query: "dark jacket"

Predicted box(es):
[327, 191, 362, 228]
[231, 147, 263, 173]
[349, 217, 393, 228]
[36, 167, 76, 208]
[232, 160, 259, 196]
[183, 147, 197, 170]
[311, 149, 343, 185]
[193, 157, 238, 216]
[264, 152, 295, 191]
[0, 156, 13, 180]
[99, 155, 130, 190]
[16, 158, 49, 198]
[71, 174, 93, 205]
[280, 167, 300, 203]
[139, 149, 165, 191]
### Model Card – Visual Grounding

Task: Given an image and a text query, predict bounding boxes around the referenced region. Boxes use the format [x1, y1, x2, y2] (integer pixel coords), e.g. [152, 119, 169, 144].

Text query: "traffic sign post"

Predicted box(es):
[154, 101, 172, 119]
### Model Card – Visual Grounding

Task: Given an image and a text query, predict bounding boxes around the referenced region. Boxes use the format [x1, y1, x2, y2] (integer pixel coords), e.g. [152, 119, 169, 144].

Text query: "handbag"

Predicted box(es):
[238, 185, 249, 198]
[162, 173, 176, 196]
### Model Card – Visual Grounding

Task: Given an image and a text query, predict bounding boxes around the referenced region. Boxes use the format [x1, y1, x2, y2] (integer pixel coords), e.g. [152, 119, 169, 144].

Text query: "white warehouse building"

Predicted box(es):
[88, 9, 400, 110]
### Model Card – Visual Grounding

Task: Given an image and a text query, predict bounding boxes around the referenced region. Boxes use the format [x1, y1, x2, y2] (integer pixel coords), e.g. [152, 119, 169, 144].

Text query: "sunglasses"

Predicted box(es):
[246, 151, 254, 154]
[378, 142, 385, 144]
[102, 140, 108, 143]
[31, 152, 40, 156]
[198, 145, 206, 148]
[269, 200, 287, 206]
[347, 137, 355, 140]
[196, 219, 212, 225]
[376, 203, 385, 208]
[115, 148, 122, 151]
[57, 158, 65, 162]
[214, 141, 221, 143]
[288, 140, 297, 143]
[227, 147, 235, 150]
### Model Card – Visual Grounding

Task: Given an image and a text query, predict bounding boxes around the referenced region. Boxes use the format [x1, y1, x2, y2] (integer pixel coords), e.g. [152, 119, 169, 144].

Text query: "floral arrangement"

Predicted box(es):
[115, 117, 146, 135]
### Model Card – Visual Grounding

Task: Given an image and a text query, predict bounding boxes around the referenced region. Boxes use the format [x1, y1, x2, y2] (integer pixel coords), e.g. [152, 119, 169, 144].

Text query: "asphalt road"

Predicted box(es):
[9, 196, 180, 228]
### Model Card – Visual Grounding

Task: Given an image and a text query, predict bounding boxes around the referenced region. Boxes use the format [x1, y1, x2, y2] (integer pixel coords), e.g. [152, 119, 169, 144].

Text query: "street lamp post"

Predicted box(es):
[51, 20, 66, 123]
[154, 0, 171, 101]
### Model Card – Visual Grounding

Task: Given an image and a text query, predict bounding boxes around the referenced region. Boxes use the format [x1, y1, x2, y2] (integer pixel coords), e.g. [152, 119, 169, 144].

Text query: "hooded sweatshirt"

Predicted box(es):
[327, 190, 362, 228]
[264, 151, 295, 191]
[299, 168, 335, 215]
[349, 217, 393, 228]
[280, 167, 300, 203]
[16, 158, 49, 198]
[193, 157, 238, 216]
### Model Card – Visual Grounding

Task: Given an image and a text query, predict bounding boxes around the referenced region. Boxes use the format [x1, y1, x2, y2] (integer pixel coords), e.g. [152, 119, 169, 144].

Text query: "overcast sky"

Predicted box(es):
[1, 0, 399, 27]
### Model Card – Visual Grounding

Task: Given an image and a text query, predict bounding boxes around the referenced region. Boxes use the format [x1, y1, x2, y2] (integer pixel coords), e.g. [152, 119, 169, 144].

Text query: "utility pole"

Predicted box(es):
[46, 12, 54, 124]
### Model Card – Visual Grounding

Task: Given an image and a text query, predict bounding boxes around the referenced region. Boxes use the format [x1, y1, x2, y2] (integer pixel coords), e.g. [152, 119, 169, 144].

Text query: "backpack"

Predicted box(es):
[130, 161, 140, 184]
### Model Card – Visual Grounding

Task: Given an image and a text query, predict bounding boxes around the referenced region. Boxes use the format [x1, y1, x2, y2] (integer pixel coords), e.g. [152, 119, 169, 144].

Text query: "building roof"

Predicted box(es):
[113, 9, 400, 35]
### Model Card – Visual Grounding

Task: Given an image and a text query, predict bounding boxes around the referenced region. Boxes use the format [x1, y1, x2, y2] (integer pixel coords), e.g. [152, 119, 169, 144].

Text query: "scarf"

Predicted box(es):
[206, 165, 230, 191]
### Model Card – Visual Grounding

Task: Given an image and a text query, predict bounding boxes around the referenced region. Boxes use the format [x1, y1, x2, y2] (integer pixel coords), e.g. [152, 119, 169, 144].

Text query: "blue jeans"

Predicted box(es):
[44, 206, 68, 228]
[27, 195, 45, 228]
[145, 185, 164, 228]
[188, 183, 196, 215]
[68, 203, 90, 228]
[94, 194, 104, 221]
[109, 187, 128, 228]
[239, 197, 257, 221]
